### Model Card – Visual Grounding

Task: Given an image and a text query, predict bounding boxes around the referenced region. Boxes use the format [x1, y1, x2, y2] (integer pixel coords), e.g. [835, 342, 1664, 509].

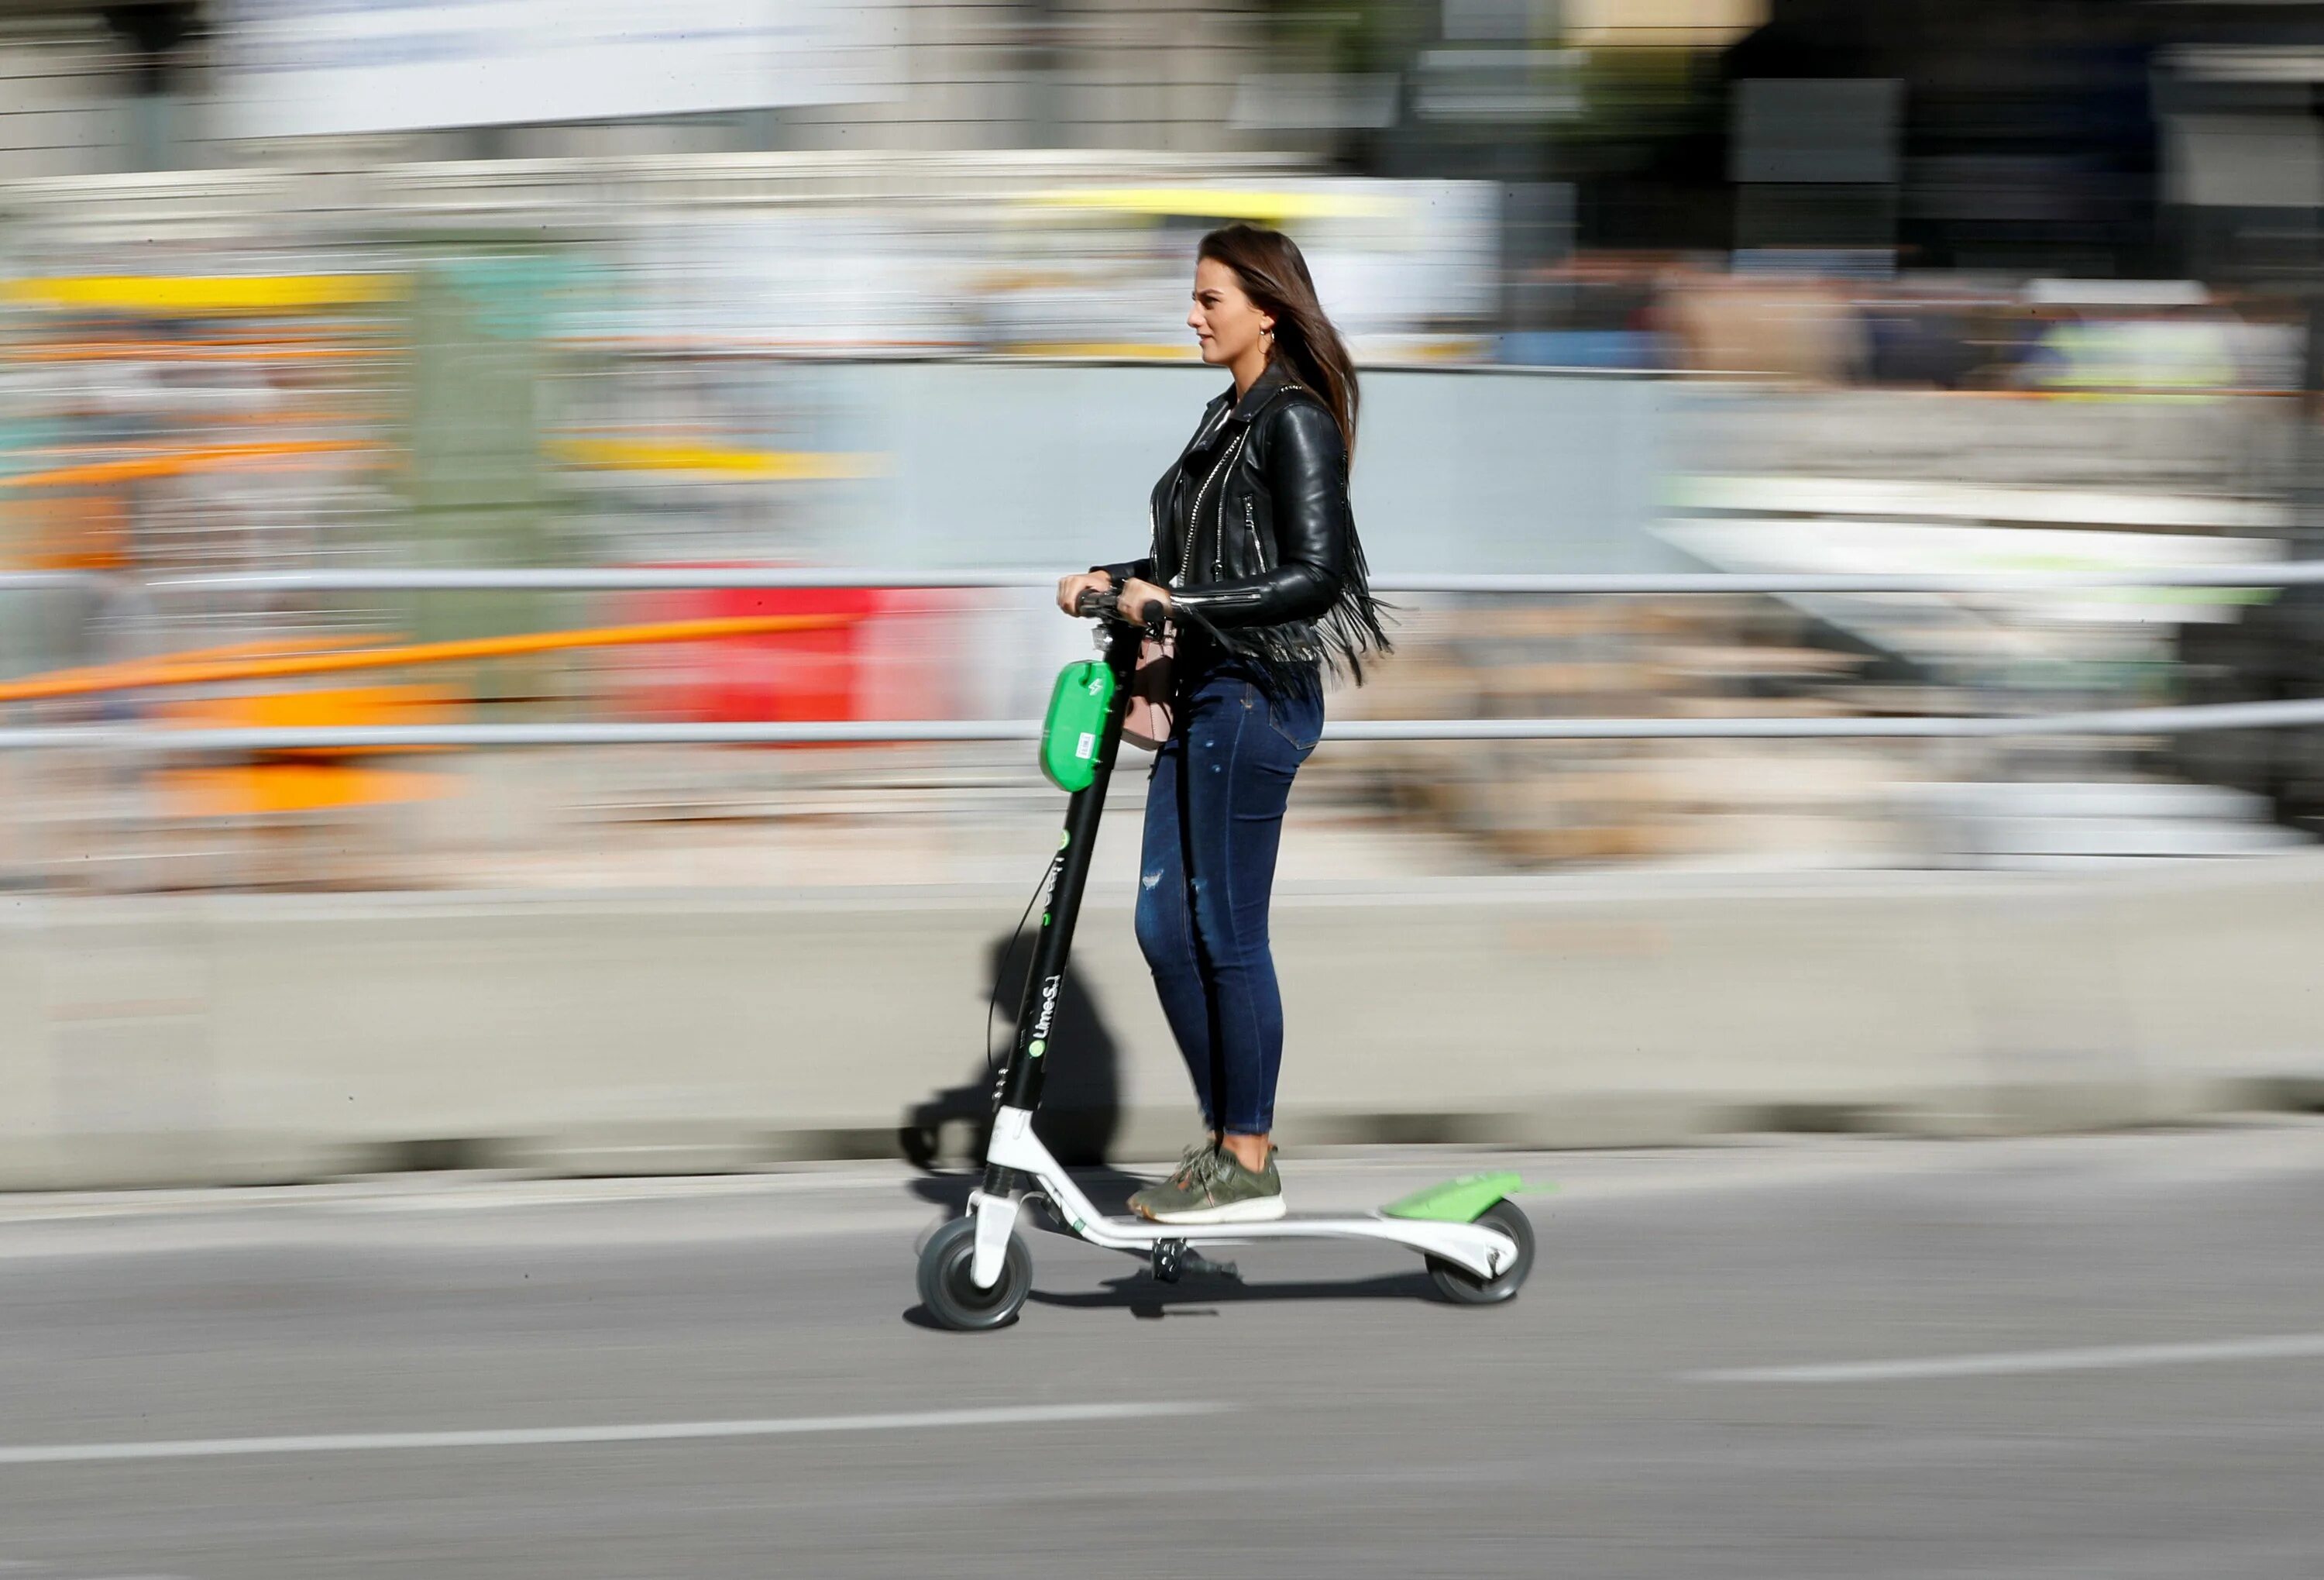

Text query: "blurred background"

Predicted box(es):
[8, 0, 2324, 893]
[11, 13, 2324, 1571]
[2, 0, 2324, 1188]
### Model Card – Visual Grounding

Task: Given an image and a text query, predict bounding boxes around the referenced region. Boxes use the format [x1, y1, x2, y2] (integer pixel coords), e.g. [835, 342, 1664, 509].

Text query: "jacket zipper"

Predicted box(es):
[1178, 427, 1245, 588]
[1218, 434, 1255, 576]
[1160, 400, 1226, 587]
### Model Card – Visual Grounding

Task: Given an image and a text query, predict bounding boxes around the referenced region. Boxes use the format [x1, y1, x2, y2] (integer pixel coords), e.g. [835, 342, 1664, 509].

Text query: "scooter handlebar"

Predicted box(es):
[1073, 588, 1166, 630]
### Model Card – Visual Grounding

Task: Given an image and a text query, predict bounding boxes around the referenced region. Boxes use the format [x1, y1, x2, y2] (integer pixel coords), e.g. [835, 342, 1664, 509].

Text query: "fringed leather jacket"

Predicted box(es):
[1098, 360, 1389, 685]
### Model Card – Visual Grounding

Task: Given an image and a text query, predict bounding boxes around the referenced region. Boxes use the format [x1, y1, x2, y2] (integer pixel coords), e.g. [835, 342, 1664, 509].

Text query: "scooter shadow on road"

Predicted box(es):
[902, 1270, 1437, 1330]
[1027, 1269, 1440, 1320]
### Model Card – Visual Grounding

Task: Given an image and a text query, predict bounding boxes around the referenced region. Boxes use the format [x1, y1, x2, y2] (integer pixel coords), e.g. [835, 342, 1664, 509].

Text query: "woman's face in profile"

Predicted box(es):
[1188, 257, 1272, 368]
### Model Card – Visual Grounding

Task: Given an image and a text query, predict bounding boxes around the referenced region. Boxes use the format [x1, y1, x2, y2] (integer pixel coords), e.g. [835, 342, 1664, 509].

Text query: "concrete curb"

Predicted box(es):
[3, 854, 2322, 1189]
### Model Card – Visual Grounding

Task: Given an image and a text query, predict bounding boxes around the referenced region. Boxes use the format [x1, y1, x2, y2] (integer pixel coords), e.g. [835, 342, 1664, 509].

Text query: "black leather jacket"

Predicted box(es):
[1098, 360, 1387, 681]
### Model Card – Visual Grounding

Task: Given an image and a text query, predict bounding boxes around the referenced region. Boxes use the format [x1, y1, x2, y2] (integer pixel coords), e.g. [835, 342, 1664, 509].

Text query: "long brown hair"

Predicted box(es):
[1198, 224, 1359, 458]
[1191, 222, 1389, 682]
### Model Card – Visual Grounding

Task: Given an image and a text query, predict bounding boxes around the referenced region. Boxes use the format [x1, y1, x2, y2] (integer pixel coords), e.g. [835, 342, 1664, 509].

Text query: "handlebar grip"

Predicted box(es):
[1072, 587, 1164, 630]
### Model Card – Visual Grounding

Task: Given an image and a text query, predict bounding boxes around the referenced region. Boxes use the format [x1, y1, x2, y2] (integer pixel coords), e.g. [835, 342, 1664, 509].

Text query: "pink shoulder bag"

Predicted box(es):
[1122, 628, 1174, 750]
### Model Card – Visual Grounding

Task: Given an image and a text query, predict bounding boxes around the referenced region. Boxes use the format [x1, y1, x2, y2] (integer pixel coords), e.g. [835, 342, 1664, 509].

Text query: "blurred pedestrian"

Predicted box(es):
[1054, 224, 1388, 1224]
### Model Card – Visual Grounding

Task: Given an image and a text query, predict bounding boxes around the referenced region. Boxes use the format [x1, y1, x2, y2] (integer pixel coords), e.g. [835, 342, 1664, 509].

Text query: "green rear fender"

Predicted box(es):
[1380, 1170, 1542, 1223]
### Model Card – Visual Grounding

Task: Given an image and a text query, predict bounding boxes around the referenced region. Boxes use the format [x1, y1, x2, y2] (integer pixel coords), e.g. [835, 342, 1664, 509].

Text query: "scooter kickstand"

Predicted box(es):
[1150, 1238, 1240, 1284]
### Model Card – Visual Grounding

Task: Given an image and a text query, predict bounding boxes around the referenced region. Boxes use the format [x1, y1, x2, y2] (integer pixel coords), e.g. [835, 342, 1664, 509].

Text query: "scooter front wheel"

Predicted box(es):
[916, 1216, 1033, 1331]
[1426, 1200, 1534, 1306]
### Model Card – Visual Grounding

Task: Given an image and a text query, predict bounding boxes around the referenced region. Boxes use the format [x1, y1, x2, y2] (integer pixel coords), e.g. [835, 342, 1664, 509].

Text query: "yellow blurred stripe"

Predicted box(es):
[555, 439, 880, 480]
[18, 341, 388, 363]
[1025, 188, 1398, 222]
[3, 274, 404, 314]
[1005, 343, 1198, 361]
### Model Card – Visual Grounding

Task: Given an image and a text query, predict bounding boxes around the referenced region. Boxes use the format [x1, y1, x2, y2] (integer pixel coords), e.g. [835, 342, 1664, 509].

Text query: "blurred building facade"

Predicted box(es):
[0, 1, 1776, 177]
[13, 0, 2324, 286]
[8, 0, 2324, 893]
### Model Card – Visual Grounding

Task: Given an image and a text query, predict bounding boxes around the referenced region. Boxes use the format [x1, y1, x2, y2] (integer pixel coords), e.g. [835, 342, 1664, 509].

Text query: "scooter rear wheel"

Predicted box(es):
[1426, 1200, 1534, 1306]
[916, 1216, 1033, 1331]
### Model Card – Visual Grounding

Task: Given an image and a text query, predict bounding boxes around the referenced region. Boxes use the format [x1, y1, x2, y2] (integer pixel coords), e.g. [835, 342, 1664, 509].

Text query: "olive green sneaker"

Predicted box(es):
[1131, 1146, 1285, 1225]
[1126, 1140, 1215, 1220]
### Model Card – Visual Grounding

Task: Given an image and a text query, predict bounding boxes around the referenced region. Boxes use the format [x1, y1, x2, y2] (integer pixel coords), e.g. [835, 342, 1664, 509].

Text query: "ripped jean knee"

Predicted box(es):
[1132, 867, 1185, 977]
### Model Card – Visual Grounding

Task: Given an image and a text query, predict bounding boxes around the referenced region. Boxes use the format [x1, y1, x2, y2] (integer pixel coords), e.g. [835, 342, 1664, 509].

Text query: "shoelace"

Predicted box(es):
[1192, 1148, 1239, 1191]
[1164, 1141, 1214, 1188]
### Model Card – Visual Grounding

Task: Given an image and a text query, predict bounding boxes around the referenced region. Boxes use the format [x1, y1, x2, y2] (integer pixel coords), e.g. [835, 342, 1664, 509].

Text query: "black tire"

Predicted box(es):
[1426, 1200, 1534, 1306]
[916, 1215, 1032, 1331]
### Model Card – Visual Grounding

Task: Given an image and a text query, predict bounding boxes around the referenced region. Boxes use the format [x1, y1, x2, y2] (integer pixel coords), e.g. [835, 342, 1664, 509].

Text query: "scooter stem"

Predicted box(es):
[985, 616, 1143, 1195]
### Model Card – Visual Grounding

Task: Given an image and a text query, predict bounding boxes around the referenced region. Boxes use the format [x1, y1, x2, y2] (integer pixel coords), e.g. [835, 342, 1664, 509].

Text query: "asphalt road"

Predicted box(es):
[1, 1126, 2321, 1578]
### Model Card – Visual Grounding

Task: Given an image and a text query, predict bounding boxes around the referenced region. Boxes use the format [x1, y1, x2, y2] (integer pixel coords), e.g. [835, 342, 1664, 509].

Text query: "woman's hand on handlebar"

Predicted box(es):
[1116, 578, 1171, 627]
[1057, 571, 1114, 617]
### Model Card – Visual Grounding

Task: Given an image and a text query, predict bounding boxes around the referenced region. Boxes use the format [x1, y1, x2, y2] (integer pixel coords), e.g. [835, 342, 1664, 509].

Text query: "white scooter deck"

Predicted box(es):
[972, 1106, 1521, 1286]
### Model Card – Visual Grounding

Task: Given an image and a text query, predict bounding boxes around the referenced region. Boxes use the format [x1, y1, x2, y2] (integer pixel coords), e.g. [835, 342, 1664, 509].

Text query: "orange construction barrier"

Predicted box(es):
[0, 613, 858, 704]
[156, 686, 463, 817]
[0, 439, 377, 493]
[0, 611, 865, 817]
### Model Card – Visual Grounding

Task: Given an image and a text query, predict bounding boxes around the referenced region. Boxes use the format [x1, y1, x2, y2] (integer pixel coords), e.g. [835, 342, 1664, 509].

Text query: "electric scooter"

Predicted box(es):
[913, 589, 1538, 1331]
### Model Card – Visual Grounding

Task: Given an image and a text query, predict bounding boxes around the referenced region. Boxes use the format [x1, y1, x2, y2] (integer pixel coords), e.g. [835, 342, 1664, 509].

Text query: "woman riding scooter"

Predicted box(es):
[1054, 224, 1388, 1225]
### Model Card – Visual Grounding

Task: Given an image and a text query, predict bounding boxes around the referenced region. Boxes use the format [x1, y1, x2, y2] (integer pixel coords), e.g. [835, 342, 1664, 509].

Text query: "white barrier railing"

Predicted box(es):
[11, 565, 2324, 595]
[2, 565, 2320, 751]
[125, 564, 2324, 594]
[2, 697, 2322, 752]
[0, 571, 109, 593]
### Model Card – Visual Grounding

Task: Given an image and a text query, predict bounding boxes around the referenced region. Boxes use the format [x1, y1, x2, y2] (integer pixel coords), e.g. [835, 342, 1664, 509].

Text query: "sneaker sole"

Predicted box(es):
[1140, 1194, 1288, 1225]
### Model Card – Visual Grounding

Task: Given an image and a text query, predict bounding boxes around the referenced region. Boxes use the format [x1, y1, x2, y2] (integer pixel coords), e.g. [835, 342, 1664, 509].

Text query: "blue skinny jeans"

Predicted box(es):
[1133, 657, 1323, 1136]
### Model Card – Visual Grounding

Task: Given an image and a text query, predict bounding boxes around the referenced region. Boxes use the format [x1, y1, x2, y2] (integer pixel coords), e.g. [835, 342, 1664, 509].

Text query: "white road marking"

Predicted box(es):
[1691, 1333, 2324, 1384]
[0, 1402, 1225, 1468]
